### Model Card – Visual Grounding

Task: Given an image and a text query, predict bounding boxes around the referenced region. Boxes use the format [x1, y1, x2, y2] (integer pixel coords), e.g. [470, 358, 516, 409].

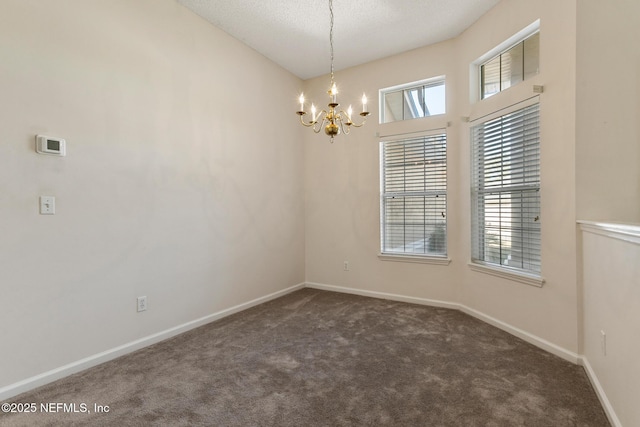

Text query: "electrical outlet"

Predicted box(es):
[137, 296, 147, 312]
[343, 261, 350, 271]
[601, 330, 606, 356]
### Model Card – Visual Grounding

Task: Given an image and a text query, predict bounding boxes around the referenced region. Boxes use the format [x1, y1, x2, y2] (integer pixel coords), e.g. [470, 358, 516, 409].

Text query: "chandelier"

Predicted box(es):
[296, 0, 370, 142]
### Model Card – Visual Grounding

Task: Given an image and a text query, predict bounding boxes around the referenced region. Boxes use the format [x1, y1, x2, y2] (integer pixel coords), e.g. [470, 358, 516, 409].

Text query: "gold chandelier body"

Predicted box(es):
[297, 87, 370, 142]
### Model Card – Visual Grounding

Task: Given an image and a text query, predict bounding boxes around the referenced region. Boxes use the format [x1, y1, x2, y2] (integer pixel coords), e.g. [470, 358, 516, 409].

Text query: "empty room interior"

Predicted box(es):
[1, 0, 639, 425]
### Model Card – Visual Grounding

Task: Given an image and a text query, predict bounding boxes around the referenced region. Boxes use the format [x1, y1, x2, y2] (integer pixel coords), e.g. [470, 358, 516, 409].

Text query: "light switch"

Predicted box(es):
[40, 196, 55, 215]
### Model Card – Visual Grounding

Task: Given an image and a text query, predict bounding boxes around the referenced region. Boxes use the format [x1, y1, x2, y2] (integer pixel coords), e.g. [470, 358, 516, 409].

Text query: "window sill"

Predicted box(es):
[468, 262, 544, 287]
[378, 253, 451, 265]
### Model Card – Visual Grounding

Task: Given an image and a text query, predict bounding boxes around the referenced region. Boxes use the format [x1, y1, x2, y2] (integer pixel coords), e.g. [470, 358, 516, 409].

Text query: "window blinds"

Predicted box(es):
[471, 103, 540, 273]
[480, 32, 540, 100]
[381, 134, 447, 256]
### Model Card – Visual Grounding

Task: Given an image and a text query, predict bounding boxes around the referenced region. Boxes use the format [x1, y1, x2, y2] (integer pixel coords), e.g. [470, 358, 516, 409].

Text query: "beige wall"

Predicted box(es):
[576, 0, 640, 222]
[304, 0, 580, 354]
[0, 0, 305, 389]
[580, 223, 640, 427]
[576, 4, 640, 426]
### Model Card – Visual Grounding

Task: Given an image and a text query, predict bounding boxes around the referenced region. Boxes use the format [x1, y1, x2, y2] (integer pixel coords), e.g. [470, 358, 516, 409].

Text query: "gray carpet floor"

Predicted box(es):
[1, 288, 609, 426]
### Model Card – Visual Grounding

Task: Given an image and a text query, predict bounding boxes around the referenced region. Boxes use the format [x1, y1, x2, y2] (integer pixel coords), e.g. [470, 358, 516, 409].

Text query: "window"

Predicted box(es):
[381, 133, 447, 257]
[471, 103, 540, 275]
[481, 32, 539, 99]
[380, 77, 445, 123]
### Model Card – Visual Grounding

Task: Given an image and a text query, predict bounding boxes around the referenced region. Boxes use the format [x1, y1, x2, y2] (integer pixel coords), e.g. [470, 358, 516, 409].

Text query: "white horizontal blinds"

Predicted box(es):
[382, 134, 447, 255]
[471, 103, 540, 273]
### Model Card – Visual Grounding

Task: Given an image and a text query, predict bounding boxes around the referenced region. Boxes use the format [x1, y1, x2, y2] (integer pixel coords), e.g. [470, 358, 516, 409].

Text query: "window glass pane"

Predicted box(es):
[424, 82, 446, 116]
[403, 88, 425, 120]
[481, 56, 501, 99]
[380, 78, 445, 123]
[381, 134, 447, 256]
[524, 32, 540, 80]
[501, 42, 523, 91]
[479, 28, 540, 99]
[383, 195, 446, 255]
[470, 104, 540, 274]
[383, 91, 403, 123]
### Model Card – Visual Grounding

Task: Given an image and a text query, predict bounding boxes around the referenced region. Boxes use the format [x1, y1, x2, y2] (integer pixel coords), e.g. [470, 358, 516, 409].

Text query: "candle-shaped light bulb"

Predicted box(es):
[331, 83, 338, 103]
[299, 93, 305, 112]
[347, 105, 353, 121]
[362, 94, 368, 112]
[311, 104, 316, 121]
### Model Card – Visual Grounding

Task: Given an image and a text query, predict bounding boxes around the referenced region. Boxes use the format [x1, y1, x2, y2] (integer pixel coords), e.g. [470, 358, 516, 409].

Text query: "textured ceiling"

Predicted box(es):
[178, 0, 500, 80]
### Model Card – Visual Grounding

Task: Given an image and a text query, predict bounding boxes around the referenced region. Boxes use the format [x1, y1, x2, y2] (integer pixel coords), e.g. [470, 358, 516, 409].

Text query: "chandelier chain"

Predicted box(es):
[329, 0, 334, 85]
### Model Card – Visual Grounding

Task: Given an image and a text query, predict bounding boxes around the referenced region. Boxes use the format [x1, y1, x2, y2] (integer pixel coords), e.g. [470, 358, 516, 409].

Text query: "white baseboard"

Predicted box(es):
[306, 281, 578, 363]
[457, 305, 579, 364]
[580, 356, 622, 427]
[305, 282, 459, 310]
[0, 282, 305, 401]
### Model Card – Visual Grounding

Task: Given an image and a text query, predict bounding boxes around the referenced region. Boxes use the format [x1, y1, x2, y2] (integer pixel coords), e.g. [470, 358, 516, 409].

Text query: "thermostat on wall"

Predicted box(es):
[36, 135, 66, 156]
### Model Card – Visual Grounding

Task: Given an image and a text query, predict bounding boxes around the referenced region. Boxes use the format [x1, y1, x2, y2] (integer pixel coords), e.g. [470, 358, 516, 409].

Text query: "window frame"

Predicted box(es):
[379, 76, 446, 124]
[379, 130, 449, 264]
[469, 98, 544, 286]
[470, 20, 540, 103]
[480, 31, 539, 100]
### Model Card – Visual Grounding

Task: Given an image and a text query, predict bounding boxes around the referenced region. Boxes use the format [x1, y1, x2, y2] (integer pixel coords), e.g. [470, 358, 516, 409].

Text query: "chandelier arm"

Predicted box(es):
[313, 111, 330, 133]
[340, 121, 350, 135]
[298, 114, 317, 128]
[336, 109, 352, 125]
[346, 118, 368, 128]
[299, 109, 331, 129]
[316, 110, 329, 123]
[335, 109, 369, 128]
